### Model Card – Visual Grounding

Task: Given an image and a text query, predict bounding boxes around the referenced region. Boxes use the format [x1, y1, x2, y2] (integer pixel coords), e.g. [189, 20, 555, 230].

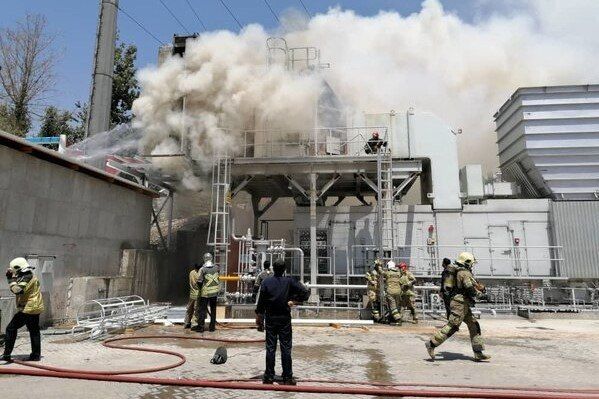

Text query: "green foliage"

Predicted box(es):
[111, 41, 140, 126]
[0, 103, 30, 136]
[38, 104, 87, 145]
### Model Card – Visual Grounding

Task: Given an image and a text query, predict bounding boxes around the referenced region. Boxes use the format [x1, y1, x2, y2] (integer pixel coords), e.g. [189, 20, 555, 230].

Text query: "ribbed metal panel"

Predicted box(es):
[551, 201, 599, 279]
[495, 85, 599, 201]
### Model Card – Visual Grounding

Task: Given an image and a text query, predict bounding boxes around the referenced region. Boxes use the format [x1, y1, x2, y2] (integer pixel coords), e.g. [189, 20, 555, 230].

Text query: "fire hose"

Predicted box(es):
[1, 333, 598, 398]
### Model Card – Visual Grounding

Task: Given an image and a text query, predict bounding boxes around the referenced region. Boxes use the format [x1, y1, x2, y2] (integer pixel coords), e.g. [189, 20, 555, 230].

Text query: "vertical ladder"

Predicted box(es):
[208, 155, 231, 273]
[376, 149, 396, 261]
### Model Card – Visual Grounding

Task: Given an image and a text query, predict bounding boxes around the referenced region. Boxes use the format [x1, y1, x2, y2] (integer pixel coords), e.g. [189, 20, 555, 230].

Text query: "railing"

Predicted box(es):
[350, 244, 563, 278]
[227, 126, 389, 159]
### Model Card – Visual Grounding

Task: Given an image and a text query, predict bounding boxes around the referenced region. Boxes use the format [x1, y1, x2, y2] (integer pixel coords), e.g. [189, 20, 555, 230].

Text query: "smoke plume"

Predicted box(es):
[133, 0, 599, 187]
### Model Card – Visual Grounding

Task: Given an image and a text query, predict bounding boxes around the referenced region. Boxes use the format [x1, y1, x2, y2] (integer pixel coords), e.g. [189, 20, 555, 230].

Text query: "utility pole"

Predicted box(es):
[86, 0, 119, 137]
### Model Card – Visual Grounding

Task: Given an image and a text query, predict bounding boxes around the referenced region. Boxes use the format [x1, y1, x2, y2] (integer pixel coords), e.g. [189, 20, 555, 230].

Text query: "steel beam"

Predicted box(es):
[309, 173, 318, 300]
[231, 175, 254, 198]
[285, 175, 310, 199]
[317, 174, 341, 200]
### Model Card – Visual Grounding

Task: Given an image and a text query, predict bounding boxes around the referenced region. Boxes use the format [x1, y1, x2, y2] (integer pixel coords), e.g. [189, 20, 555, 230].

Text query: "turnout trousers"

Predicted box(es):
[264, 315, 293, 380]
[195, 296, 217, 330]
[430, 295, 484, 352]
[184, 298, 197, 325]
[3, 312, 41, 358]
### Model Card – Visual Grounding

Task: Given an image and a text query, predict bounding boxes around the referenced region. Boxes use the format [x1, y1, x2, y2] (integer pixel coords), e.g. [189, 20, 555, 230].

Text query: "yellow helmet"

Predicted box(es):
[456, 252, 477, 267]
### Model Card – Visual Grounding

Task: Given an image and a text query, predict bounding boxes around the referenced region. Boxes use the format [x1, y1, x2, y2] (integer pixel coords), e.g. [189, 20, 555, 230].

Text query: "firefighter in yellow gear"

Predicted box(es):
[425, 252, 491, 362]
[398, 262, 418, 323]
[184, 263, 200, 329]
[383, 260, 403, 323]
[365, 259, 383, 321]
[192, 253, 220, 333]
[2, 258, 44, 362]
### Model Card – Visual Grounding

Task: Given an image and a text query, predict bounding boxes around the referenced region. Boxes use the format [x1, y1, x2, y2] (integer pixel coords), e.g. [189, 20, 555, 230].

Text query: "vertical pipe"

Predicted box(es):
[86, 0, 119, 137]
[310, 173, 318, 299]
[167, 192, 174, 250]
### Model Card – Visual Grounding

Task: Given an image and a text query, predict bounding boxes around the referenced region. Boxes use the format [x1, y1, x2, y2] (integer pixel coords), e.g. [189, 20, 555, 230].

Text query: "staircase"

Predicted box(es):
[207, 156, 231, 272]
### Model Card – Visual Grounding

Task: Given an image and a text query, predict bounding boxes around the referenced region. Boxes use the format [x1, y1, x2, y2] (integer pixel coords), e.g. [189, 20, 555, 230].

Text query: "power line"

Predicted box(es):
[159, 0, 191, 34]
[185, 0, 207, 31]
[217, 0, 243, 30]
[298, 0, 311, 18]
[117, 5, 165, 45]
[263, 0, 280, 23]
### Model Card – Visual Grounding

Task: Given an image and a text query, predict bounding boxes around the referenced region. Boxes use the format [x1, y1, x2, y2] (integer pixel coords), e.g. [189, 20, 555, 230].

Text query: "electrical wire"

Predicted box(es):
[298, 0, 311, 18]
[184, 0, 207, 32]
[158, 0, 191, 34]
[217, 0, 243, 30]
[263, 0, 279, 23]
[117, 5, 165, 45]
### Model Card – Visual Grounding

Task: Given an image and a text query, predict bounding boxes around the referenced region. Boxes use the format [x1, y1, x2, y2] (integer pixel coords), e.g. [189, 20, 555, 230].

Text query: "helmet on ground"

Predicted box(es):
[399, 262, 408, 270]
[456, 252, 477, 267]
[387, 260, 396, 271]
[9, 257, 31, 274]
[372, 131, 379, 139]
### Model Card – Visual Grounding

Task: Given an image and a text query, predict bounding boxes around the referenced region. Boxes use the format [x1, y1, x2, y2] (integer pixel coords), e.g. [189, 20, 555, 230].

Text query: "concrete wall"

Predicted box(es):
[0, 144, 153, 322]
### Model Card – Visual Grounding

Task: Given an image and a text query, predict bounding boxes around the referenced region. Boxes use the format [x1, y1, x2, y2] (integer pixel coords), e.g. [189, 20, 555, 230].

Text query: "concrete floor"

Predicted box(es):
[1, 316, 599, 398]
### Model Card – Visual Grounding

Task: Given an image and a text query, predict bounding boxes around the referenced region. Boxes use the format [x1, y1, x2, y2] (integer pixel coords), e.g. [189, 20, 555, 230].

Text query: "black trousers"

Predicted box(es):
[264, 315, 293, 379]
[195, 296, 217, 329]
[442, 293, 452, 319]
[3, 312, 41, 358]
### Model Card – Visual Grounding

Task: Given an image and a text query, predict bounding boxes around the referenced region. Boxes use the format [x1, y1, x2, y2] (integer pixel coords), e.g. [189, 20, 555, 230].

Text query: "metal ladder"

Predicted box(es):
[207, 155, 231, 272]
[376, 150, 396, 261]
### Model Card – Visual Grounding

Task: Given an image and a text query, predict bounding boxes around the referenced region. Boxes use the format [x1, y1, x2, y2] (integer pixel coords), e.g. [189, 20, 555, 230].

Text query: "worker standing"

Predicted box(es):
[183, 263, 200, 329]
[439, 258, 453, 318]
[398, 262, 418, 323]
[425, 252, 491, 362]
[2, 258, 44, 362]
[383, 260, 403, 324]
[192, 253, 220, 333]
[253, 261, 273, 301]
[365, 259, 382, 321]
[364, 131, 388, 154]
[255, 258, 309, 385]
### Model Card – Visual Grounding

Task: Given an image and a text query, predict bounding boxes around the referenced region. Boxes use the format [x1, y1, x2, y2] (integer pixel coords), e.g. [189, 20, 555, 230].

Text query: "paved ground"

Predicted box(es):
[1, 316, 599, 398]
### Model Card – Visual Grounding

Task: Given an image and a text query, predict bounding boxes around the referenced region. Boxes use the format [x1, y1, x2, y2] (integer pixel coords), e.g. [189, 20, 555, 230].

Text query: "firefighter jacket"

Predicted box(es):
[198, 262, 220, 298]
[189, 269, 200, 300]
[9, 272, 44, 315]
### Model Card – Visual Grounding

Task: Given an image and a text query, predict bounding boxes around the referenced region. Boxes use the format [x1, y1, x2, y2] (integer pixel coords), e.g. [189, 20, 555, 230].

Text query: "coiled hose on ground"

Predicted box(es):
[1, 332, 598, 398]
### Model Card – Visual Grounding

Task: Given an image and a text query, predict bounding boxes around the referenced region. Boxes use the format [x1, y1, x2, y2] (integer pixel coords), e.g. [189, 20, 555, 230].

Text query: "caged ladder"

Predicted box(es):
[208, 155, 232, 275]
[376, 149, 396, 262]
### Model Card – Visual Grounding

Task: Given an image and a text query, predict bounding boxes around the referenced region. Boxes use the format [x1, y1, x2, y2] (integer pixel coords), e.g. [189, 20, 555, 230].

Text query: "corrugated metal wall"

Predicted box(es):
[551, 201, 599, 279]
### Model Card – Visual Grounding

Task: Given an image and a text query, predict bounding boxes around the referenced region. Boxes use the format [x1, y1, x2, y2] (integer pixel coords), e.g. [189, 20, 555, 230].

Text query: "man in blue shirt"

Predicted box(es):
[255, 258, 309, 385]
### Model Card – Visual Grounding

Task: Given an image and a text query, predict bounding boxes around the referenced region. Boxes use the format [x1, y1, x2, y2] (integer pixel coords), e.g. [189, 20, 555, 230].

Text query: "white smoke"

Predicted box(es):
[134, 0, 599, 186]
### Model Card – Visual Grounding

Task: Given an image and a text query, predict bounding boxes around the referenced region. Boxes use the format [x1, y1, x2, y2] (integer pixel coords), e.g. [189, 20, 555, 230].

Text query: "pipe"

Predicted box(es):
[1, 368, 597, 399]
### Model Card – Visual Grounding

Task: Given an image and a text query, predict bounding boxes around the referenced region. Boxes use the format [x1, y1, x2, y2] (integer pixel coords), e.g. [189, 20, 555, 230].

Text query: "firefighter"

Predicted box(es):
[364, 131, 388, 154]
[2, 258, 44, 362]
[365, 259, 383, 321]
[398, 262, 418, 323]
[383, 260, 403, 323]
[192, 253, 220, 333]
[439, 257, 453, 318]
[425, 252, 491, 362]
[253, 261, 273, 301]
[183, 263, 200, 329]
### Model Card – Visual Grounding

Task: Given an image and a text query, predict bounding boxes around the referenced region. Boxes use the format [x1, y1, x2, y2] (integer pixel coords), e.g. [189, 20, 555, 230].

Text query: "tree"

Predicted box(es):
[39, 106, 72, 137]
[111, 41, 139, 126]
[0, 14, 57, 136]
[0, 103, 26, 134]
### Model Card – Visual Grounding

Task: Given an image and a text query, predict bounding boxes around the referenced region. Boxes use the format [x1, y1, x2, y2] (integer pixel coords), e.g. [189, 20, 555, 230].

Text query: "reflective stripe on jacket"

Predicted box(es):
[199, 264, 220, 298]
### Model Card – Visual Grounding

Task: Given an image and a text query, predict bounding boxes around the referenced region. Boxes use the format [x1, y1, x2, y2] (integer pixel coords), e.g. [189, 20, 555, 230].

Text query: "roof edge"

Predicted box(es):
[0, 130, 159, 198]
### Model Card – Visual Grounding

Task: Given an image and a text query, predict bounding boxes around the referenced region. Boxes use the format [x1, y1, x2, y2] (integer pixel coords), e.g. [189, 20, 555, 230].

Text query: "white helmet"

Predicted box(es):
[203, 252, 214, 266]
[386, 260, 396, 271]
[9, 257, 31, 274]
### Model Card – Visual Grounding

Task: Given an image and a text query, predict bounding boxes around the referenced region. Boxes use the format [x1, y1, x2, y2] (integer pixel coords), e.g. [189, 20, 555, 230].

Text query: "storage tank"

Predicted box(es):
[494, 85, 599, 200]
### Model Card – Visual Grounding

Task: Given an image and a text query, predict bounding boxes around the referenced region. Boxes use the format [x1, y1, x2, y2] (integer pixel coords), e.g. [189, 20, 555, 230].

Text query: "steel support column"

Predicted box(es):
[309, 173, 318, 300]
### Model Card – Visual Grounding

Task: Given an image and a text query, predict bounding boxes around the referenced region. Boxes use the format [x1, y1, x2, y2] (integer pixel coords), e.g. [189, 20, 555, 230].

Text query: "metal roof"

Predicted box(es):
[0, 130, 159, 198]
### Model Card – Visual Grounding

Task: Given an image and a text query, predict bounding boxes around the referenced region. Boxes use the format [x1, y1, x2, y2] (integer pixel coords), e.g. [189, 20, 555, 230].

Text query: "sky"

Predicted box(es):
[0, 0, 487, 122]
